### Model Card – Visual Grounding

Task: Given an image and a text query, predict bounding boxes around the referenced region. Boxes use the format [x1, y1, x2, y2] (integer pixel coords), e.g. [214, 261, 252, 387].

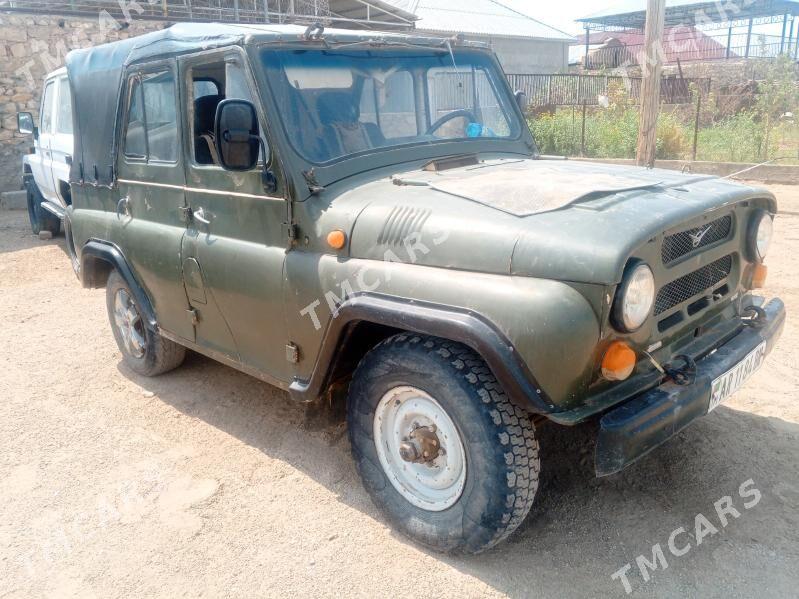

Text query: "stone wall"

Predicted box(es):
[0, 12, 163, 192]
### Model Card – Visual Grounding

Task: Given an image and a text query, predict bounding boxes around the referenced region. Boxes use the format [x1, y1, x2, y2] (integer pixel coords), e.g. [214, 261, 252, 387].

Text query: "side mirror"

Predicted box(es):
[514, 90, 528, 111]
[17, 112, 37, 138]
[214, 99, 260, 171]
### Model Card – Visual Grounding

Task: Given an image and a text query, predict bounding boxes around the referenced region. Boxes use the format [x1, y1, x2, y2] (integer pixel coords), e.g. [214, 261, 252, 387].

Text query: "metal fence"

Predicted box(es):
[507, 73, 712, 107]
[0, 0, 344, 25]
[529, 87, 799, 165]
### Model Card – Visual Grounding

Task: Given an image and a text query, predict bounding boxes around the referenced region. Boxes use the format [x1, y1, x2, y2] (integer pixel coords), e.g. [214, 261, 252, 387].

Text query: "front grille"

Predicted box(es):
[661, 215, 733, 264]
[655, 254, 733, 315]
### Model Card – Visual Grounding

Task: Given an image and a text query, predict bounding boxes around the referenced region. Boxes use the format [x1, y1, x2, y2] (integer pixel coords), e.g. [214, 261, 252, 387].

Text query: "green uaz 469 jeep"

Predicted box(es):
[63, 23, 785, 554]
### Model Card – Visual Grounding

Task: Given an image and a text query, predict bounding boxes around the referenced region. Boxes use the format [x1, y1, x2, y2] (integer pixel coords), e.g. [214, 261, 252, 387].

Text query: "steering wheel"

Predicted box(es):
[426, 109, 479, 136]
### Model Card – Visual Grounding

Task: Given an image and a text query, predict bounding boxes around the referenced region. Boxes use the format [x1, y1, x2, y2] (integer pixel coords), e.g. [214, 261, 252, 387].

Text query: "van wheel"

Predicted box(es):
[347, 334, 540, 554]
[26, 182, 59, 236]
[106, 270, 186, 377]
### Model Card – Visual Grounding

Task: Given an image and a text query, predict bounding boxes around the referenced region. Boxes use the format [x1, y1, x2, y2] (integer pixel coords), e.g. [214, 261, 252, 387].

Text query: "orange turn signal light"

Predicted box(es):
[601, 341, 637, 381]
[327, 229, 347, 250]
[752, 263, 768, 289]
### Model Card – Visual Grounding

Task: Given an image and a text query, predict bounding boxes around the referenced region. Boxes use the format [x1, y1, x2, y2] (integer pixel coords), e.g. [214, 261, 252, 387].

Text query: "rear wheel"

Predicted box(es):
[25, 181, 59, 236]
[106, 271, 186, 377]
[347, 334, 540, 554]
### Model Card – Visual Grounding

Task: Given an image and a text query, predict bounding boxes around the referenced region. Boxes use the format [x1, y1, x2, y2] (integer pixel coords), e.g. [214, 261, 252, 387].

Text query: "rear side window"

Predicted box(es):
[123, 70, 178, 162]
[56, 78, 73, 135]
[41, 81, 54, 134]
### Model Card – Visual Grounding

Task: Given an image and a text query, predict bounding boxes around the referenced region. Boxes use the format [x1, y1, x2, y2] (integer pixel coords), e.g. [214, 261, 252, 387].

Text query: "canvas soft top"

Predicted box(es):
[65, 22, 481, 187]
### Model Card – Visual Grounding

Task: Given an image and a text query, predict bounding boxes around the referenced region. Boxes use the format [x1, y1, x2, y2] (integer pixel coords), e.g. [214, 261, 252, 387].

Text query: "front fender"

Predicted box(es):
[80, 239, 157, 331]
[285, 254, 601, 412]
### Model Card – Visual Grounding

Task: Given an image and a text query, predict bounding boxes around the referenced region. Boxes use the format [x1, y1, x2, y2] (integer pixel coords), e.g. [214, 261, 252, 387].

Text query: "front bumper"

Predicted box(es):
[595, 298, 786, 477]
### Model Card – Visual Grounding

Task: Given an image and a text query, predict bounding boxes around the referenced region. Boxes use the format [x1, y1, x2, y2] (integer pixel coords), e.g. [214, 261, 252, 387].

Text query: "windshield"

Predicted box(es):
[260, 48, 521, 164]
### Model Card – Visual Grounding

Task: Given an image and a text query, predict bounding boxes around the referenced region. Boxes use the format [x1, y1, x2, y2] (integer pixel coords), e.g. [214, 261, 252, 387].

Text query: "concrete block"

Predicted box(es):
[0, 190, 26, 210]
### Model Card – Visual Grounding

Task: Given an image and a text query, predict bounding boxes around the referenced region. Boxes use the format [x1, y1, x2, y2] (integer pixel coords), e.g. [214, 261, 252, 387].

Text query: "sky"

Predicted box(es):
[498, 0, 787, 41]
[499, 0, 607, 35]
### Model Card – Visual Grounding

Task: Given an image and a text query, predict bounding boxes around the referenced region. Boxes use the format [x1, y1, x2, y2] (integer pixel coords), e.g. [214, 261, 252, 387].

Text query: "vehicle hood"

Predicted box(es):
[341, 158, 773, 285]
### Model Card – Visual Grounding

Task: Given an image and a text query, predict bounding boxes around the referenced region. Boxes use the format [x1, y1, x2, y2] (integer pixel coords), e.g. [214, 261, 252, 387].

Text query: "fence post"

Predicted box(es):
[692, 91, 701, 162]
[726, 26, 732, 59]
[572, 105, 577, 156]
[745, 17, 753, 58]
[581, 100, 587, 157]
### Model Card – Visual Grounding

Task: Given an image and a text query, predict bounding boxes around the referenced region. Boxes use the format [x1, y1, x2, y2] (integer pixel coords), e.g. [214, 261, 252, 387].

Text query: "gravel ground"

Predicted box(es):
[1, 184, 798, 599]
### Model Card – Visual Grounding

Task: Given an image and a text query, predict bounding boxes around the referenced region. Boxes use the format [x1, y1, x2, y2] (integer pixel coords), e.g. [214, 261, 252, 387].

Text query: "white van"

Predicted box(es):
[17, 67, 74, 235]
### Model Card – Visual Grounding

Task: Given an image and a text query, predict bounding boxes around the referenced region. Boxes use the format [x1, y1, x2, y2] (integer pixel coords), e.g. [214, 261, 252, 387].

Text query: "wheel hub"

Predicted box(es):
[113, 289, 146, 359]
[399, 424, 443, 464]
[373, 386, 466, 511]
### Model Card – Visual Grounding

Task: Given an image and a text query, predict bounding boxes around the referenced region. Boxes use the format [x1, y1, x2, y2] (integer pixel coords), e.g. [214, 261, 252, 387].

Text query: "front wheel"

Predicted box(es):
[106, 271, 186, 377]
[347, 334, 540, 554]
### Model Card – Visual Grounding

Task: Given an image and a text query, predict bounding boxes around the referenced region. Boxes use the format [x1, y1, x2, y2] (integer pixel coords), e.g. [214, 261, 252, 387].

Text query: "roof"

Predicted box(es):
[578, 0, 799, 30]
[328, 0, 418, 28]
[64, 22, 491, 187]
[383, 0, 574, 41]
[576, 26, 732, 62]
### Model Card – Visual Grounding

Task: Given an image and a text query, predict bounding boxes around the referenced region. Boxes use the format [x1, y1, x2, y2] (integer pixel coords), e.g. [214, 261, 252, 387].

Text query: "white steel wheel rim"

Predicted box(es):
[373, 386, 467, 512]
[113, 289, 146, 359]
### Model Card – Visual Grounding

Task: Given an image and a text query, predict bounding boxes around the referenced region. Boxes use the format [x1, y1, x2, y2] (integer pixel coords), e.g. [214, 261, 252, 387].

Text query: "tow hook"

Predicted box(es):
[399, 424, 443, 465]
[664, 354, 697, 386]
[741, 305, 767, 329]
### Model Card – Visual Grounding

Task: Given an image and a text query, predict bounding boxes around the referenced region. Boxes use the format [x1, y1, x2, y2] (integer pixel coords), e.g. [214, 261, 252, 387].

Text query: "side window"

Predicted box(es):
[41, 81, 54, 134]
[124, 78, 146, 158]
[190, 58, 266, 166]
[193, 79, 219, 99]
[142, 71, 178, 162]
[123, 70, 179, 162]
[56, 78, 73, 135]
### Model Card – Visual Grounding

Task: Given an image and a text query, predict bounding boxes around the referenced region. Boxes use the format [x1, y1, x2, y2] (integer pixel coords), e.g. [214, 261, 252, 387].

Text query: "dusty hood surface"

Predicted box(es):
[339, 157, 772, 285]
[393, 158, 711, 217]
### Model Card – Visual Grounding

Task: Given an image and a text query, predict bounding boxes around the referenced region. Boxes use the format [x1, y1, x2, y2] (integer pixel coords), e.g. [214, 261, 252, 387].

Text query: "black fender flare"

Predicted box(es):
[288, 293, 559, 415]
[80, 239, 158, 331]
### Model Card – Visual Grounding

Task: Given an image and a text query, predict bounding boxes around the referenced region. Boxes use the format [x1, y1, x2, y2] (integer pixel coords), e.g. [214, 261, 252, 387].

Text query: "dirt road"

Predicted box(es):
[1, 184, 798, 598]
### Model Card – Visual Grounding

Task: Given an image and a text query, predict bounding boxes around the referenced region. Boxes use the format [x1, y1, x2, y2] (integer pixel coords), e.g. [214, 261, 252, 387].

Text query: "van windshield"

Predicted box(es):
[260, 48, 521, 164]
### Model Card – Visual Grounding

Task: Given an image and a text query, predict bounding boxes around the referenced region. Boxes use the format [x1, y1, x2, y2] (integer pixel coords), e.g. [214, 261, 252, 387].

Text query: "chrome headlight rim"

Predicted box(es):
[747, 210, 774, 263]
[612, 262, 656, 333]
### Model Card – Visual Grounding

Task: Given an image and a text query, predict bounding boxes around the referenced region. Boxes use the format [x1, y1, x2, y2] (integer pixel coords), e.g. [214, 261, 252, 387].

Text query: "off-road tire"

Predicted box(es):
[106, 270, 186, 377]
[26, 181, 60, 236]
[347, 333, 540, 554]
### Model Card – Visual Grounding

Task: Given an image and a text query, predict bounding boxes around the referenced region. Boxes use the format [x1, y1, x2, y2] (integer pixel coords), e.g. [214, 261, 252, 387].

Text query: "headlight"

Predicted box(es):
[612, 263, 656, 332]
[748, 210, 773, 262]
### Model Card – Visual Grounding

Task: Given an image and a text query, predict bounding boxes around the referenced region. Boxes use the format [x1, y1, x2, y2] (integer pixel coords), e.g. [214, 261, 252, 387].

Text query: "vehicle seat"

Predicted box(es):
[316, 91, 385, 158]
[194, 94, 223, 165]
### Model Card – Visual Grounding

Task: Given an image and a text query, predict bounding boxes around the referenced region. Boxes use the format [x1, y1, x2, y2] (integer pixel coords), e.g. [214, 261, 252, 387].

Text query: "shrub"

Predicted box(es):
[529, 107, 688, 160]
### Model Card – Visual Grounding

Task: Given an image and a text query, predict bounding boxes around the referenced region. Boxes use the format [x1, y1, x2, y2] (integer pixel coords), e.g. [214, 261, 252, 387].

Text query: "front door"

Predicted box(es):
[50, 74, 74, 208]
[116, 62, 195, 342]
[178, 49, 290, 382]
[33, 79, 56, 202]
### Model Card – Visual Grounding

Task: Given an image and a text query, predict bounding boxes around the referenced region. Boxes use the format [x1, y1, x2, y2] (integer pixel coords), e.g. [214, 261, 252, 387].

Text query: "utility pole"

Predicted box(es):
[636, 0, 666, 167]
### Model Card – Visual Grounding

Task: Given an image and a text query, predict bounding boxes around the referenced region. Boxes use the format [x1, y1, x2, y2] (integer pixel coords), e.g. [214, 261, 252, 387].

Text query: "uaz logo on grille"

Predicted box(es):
[689, 225, 713, 248]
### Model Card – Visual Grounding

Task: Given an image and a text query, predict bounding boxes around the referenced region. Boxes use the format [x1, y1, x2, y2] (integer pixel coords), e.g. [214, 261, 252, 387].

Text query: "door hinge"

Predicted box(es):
[285, 342, 300, 364]
[187, 308, 199, 326]
[178, 205, 192, 223]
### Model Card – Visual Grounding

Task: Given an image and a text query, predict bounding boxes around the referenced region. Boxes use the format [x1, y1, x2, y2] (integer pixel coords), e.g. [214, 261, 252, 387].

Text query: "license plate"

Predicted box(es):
[708, 342, 767, 412]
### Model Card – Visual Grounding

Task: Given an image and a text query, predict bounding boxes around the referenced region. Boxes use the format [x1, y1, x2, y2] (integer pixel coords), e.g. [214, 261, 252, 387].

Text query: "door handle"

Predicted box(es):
[193, 207, 211, 225]
[116, 197, 130, 219]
